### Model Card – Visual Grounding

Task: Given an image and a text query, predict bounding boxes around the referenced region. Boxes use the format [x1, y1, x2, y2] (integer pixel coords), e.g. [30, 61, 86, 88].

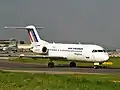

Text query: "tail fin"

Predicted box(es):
[4, 25, 49, 44]
[26, 25, 42, 43]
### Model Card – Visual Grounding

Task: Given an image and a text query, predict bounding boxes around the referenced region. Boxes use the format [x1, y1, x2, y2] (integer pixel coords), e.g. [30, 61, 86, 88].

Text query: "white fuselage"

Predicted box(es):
[4, 25, 110, 64]
[32, 43, 109, 63]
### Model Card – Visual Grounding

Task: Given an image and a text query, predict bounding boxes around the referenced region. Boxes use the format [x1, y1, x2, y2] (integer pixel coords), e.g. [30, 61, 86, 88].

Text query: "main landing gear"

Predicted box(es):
[69, 61, 76, 67]
[48, 61, 54, 68]
[47, 61, 77, 68]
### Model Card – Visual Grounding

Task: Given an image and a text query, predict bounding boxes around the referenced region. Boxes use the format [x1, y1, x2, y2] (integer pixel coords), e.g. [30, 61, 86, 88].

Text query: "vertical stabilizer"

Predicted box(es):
[26, 25, 48, 44]
[4, 25, 49, 45]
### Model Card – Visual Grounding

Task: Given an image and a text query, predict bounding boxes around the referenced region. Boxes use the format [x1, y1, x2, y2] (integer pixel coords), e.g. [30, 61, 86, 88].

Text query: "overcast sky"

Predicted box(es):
[0, 0, 120, 48]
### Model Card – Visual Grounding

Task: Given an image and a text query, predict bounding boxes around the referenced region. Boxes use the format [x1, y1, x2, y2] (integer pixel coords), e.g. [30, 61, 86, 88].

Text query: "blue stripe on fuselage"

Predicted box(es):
[32, 30, 38, 42]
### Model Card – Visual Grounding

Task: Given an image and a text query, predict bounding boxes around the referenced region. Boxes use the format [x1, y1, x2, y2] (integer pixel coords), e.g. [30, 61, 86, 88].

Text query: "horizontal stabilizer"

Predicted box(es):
[4, 26, 44, 29]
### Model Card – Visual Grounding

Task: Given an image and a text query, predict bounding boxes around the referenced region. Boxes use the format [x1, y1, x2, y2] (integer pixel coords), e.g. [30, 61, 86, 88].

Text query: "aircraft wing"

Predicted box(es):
[19, 54, 67, 59]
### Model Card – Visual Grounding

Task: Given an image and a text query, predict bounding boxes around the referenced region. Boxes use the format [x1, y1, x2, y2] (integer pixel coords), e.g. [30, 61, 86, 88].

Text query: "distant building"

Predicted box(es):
[0, 39, 25, 44]
[0, 40, 10, 44]
[17, 44, 31, 49]
[115, 49, 120, 52]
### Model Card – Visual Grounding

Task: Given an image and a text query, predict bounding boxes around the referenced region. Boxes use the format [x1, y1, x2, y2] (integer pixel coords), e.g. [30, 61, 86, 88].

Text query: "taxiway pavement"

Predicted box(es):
[0, 60, 119, 75]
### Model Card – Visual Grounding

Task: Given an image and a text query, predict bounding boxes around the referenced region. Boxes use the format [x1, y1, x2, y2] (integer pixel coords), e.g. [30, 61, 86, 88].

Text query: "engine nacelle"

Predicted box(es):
[32, 45, 48, 55]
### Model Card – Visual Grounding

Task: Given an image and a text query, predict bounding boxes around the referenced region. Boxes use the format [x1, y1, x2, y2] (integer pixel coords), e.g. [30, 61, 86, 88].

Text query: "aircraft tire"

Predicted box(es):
[70, 61, 76, 67]
[94, 65, 99, 69]
[48, 62, 54, 68]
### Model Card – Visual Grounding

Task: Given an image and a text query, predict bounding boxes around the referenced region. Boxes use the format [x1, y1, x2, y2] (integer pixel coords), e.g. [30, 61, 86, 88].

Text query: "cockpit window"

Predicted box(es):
[92, 50, 106, 53]
[92, 50, 97, 52]
[98, 50, 103, 52]
[103, 50, 106, 52]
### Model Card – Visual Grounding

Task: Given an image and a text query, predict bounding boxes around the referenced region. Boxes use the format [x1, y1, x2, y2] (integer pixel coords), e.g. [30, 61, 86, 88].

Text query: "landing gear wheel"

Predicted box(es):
[94, 65, 99, 69]
[70, 61, 76, 67]
[48, 62, 54, 68]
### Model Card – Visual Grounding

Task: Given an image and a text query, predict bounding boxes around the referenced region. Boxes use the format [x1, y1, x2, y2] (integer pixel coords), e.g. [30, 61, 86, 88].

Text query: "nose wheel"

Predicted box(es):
[94, 62, 100, 69]
[94, 65, 99, 69]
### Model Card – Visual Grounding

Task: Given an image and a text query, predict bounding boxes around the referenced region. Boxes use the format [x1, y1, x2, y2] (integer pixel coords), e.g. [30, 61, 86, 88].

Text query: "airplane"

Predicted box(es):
[4, 25, 109, 69]
[2, 45, 17, 53]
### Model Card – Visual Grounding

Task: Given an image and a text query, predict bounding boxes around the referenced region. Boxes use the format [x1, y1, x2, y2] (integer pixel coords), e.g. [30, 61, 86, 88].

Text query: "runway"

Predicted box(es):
[0, 52, 119, 75]
[0, 60, 120, 75]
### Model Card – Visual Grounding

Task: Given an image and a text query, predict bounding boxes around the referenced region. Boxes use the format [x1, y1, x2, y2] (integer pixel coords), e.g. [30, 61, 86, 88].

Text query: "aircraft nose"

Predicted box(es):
[104, 54, 109, 61]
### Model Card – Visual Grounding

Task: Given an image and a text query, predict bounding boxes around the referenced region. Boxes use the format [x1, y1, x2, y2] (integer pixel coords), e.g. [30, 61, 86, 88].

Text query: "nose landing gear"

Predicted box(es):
[93, 62, 100, 69]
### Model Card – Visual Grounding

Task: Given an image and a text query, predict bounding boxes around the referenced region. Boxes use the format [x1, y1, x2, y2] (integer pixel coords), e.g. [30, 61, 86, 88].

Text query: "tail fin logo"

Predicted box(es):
[31, 30, 38, 42]
[27, 29, 39, 43]
[28, 30, 33, 43]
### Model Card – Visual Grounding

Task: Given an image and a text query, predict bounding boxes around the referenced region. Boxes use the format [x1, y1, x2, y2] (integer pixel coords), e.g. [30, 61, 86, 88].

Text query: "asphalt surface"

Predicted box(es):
[0, 60, 120, 74]
[0, 52, 120, 75]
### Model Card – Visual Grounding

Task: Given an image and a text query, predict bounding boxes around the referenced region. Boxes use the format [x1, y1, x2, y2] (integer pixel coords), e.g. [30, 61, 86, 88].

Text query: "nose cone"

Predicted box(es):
[104, 54, 109, 61]
[93, 53, 109, 62]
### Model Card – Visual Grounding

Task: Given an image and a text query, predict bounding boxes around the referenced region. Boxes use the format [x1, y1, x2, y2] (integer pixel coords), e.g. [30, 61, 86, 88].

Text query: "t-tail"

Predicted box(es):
[4, 25, 49, 45]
